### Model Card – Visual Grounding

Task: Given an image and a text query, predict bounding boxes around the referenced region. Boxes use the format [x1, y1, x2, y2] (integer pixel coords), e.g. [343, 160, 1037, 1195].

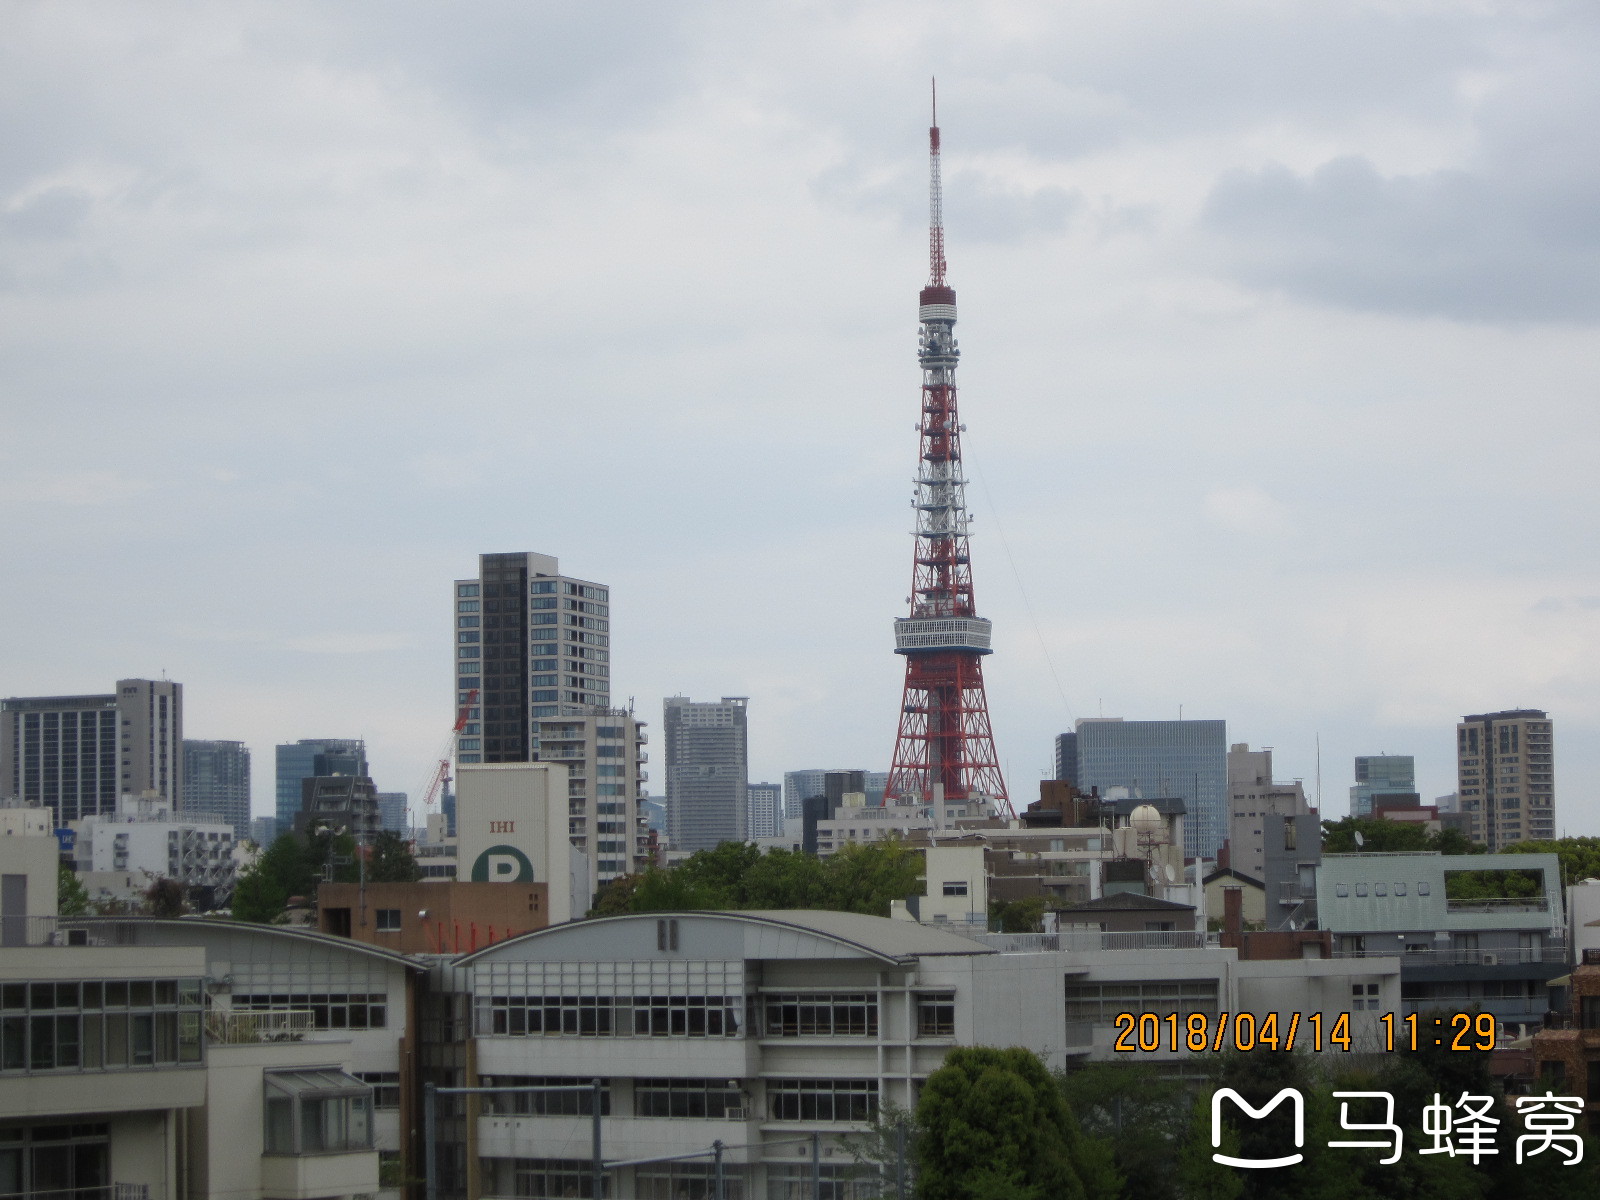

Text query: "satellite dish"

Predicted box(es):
[1354, 831, 1365, 848]
[1164, 864, 1176, 883]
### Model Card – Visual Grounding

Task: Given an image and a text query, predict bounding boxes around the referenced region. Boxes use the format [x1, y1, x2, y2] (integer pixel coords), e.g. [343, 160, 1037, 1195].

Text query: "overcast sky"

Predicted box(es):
[4, 1, 1598, 831]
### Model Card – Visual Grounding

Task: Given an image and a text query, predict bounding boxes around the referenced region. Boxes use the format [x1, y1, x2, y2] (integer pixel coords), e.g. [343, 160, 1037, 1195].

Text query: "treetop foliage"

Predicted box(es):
[592, 838, 924, 918]
[916, 1046, 1119, 1200]
[1321, 815, 1483, 856]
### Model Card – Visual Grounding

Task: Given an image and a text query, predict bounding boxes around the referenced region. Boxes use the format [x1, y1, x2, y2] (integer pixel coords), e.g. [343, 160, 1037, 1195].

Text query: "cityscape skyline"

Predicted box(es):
[3, 7, 1599, 835]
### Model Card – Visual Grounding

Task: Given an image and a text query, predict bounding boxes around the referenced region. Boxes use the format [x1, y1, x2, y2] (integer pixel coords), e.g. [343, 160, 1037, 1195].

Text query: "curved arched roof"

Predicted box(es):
[457, 909, 995, 967]
[63, 916, 428, 972]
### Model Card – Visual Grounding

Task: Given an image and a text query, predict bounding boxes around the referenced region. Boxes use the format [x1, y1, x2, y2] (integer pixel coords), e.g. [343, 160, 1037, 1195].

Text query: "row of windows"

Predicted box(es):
[762, 994, 876, 1037]
[1063, 981, 1218, 1024]
[767, 1079, 877, 1122]
[1, 1009, 201, 1072]
[1, 978, 203, 1012]
[232, 993, 388, 1030]
[480, 995, 741, 1038]
[1334, 881, 1432, 898]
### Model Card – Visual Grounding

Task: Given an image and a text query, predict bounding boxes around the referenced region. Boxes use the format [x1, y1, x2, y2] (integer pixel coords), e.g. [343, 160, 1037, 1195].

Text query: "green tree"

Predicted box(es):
[1504, 836, 1600, 884]
[1442, 867, 1541, 900]
[823, 839, 924, 917]
[1322, 815, 1486, 856]
[1175, 1093, 1242, 1200]
[232, 834, 316, 923]
[588, 873, 642, 916]
[916, 1047, 1118, 1200]
[58, 864, 90, 917]
[1060, 1062, 1189, 1200]
[624, 838, 922, 917]
[367, 830, 422, 883]
[303, 826, 360, 885]
[991, 897, 1047, 933]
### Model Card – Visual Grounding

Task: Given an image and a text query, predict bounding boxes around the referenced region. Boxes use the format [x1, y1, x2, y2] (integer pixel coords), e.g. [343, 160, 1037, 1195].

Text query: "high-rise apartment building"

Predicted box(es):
[182, 738, 251, 840]
[747, 782, 783, 839]
[530, 707, 649, 900]
[664, 696, 749, 852]
[1457, 709, 1554, 849]
[1, 678, 182, 824]
[1349, 755, 1415, 818]
[274, 738, 366, 836]
[1225, 743, 1308, 883]
[1073, 717, 1228, 860]
[452, 552, 639, 901]
[454, 551, 611, 763]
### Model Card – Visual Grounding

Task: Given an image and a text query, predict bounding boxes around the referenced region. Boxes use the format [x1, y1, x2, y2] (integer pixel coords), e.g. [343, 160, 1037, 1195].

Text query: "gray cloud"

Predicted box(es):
[1198, 8, 1600, 322]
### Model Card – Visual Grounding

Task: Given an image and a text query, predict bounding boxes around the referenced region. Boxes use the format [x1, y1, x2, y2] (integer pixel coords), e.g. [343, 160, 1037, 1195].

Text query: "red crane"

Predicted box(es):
[418, 688, 478, 820]
[886, 90, 1011, 817]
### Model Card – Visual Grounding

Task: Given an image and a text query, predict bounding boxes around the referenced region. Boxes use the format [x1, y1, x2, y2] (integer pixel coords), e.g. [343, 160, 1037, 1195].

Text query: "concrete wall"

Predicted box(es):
[455, 763, 575, 923]
[317, 880, 549, 953]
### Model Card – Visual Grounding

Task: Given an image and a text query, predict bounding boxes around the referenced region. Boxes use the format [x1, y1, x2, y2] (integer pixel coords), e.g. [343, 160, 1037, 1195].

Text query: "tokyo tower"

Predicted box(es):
[886, 94, 1011, 817]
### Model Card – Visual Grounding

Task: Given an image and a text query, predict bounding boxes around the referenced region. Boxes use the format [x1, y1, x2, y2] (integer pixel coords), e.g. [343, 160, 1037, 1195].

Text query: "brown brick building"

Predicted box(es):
[1531, 948, 1600, 1134]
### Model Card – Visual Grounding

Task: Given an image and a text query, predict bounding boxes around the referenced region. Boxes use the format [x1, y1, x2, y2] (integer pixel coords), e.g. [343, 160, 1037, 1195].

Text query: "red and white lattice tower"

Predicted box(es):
[886, 96, 1011, 818]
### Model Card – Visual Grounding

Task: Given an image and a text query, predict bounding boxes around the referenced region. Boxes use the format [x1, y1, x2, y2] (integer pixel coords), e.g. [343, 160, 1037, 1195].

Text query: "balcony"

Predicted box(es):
[206, 1009, 313, 1044]
[260, 1152, 379, 1200]
[1331, 946, 1566, 966]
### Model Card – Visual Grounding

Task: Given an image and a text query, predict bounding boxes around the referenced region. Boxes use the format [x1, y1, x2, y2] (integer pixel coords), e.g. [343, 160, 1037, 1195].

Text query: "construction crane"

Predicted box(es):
[415, 688, 477, 827]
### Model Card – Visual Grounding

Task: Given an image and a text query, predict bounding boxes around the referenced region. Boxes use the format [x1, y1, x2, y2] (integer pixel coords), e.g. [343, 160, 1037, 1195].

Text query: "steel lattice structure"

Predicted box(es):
[886, 99, 1011, 817]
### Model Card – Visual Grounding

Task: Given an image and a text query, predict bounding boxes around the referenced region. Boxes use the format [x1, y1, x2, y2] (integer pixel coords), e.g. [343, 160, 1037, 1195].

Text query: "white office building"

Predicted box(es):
[70, 793, 238, 909]
[1, 679, 182, 824]
[438, 908, 1398, 1199]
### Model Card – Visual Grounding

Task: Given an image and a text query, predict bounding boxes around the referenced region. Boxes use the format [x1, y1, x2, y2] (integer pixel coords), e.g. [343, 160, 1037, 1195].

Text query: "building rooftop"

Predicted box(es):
[1063, 892, 1196, 913]
[457, 908, 997, 966]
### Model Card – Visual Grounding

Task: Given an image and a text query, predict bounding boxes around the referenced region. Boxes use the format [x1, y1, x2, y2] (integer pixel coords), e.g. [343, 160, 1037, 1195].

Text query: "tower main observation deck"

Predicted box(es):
[885, 103, 1010, 817]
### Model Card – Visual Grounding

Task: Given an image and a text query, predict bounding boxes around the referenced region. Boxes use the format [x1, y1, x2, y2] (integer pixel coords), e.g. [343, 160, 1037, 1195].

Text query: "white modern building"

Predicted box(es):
[436, 908, 1398, 1199]
[454, 551, 613, 752]
[2, 804, 403, 1200]
[70, 794, 237, 909]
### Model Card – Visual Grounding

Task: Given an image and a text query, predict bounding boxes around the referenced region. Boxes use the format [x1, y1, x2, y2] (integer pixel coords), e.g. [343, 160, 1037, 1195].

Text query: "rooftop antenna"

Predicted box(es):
[1315, 733, 1323, 810]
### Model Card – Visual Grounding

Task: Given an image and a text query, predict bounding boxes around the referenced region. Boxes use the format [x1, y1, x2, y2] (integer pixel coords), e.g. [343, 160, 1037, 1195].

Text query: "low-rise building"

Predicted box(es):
[1317, 849, 1565, 1036]
[1531, 949, 1600, 1132]
[316, 880, 549, 952]
[431, 908, 1399, 1197]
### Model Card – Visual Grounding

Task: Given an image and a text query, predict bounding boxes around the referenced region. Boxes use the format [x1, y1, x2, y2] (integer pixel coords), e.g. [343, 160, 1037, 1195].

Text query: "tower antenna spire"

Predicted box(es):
[888, 101, 1010, 818]
[928, 78, 946, 287]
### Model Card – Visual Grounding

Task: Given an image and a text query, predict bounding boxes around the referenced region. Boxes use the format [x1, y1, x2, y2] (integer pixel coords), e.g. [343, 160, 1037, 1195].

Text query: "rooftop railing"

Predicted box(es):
[1444, 897, 1550, 914]
[1331, 945, 1566, 966]
[205, 1008, 312, 1044]
[977, 930, 1214, 953]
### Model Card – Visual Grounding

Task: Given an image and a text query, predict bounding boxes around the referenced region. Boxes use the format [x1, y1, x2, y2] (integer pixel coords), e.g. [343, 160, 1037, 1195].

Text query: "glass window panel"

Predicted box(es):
[130, 1014, 154, 1065]
[104, 1015, 128, 1066]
